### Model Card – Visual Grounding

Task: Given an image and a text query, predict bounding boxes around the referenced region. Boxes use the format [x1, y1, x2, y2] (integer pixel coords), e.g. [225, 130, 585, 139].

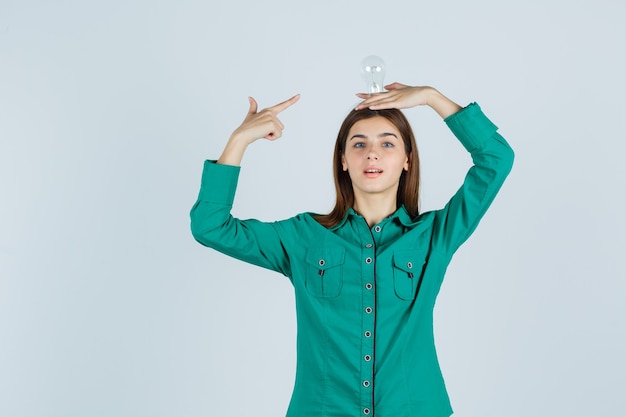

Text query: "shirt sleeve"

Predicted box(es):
[432, 102, 515, 257]
[190, 161, 292, 278]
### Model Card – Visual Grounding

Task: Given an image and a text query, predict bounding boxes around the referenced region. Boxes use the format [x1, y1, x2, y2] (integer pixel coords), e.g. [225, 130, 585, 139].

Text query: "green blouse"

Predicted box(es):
[190, 103, 514, 417]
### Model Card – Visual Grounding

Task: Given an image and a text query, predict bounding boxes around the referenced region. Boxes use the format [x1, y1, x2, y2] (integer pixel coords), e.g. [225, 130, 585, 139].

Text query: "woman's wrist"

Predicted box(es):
[425, 88, 462, 119]
[217, 134, 250, 166]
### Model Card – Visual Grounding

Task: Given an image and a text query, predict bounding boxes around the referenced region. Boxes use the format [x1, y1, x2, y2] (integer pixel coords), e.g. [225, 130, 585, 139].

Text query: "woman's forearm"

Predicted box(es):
[425, 88, 462, 119]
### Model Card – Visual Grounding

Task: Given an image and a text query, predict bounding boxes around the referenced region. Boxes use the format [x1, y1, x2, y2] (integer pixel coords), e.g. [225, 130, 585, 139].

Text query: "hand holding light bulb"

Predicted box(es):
[356, 57, 460, 117]
[355, 83, 434, 110]
[357, 57, 435, 111]
[355, 81, 462, 119]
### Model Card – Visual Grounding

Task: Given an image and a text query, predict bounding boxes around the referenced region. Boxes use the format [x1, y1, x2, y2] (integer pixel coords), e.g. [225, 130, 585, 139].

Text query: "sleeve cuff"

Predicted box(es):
[444, 102, 498, 152]
[198, 160, 241, 206]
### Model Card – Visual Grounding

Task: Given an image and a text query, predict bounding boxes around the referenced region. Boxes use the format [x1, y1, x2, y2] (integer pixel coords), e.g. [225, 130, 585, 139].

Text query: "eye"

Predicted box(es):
[382, 141, 394, 148]
[353, 142, 365, 148]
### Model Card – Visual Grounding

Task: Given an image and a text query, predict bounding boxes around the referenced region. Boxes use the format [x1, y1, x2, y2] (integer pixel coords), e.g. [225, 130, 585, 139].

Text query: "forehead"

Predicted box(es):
[348, 116, 401, 137]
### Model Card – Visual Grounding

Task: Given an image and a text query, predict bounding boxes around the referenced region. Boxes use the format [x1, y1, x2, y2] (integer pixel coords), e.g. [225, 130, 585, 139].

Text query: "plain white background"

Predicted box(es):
[1, 0, 625, 416]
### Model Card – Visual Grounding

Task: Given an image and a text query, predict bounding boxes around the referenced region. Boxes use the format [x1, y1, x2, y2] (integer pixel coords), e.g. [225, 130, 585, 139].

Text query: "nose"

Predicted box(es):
[367, 151, 379, 160]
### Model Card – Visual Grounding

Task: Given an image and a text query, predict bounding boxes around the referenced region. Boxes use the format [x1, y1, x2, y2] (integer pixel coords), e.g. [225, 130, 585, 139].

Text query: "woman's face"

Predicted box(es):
[341, 116, 409, 201]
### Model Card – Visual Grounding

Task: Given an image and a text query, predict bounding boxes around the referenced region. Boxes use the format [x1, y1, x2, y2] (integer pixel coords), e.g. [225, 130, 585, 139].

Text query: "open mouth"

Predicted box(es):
[364, 168, 383, 177]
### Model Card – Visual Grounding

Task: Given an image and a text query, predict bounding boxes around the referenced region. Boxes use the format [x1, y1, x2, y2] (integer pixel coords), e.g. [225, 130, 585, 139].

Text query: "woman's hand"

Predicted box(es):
[355, 83, 432, 110]
[232, 94, 301, 145]
[217, 94, 300, 166]
[355, 83, 461, 119]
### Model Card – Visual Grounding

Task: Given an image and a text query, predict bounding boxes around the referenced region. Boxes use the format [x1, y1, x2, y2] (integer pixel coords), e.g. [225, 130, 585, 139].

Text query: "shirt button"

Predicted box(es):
[407, 261, 413, 269]
[365, 283, 373, 290]
[364, 355, 371, 361]
[363, 380, 370, 387]
[365, 257, 372, 264]
[374, 226, 381, 233]
[318, 259, 326, 267]
[365, 243, 373, 248]
[364, 408, 371, 415]
[365, 307, 372, 314]
[364, 331, 371, 338]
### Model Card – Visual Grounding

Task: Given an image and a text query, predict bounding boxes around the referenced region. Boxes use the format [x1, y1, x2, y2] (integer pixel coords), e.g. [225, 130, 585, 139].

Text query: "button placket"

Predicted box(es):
[360, 235, 376, 416]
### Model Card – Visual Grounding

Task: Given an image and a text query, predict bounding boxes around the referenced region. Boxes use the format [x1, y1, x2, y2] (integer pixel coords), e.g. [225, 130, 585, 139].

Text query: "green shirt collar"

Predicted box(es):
[330, 205, 418, 231]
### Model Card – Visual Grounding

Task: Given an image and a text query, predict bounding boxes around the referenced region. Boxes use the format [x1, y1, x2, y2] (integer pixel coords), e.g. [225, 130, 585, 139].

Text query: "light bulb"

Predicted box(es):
[360, 55, 386, 94]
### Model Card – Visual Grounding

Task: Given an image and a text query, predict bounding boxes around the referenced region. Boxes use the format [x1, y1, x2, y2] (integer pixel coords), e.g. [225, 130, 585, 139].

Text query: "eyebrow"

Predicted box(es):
[349, 132, 399, 141]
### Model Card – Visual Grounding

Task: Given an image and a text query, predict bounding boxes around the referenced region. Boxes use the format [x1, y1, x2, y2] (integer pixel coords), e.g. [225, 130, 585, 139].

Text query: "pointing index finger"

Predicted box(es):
[269, 94, 301, 114]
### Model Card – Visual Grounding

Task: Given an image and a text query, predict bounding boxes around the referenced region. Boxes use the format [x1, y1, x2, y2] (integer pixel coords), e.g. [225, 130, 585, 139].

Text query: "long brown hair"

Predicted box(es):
[315, 108, 420, 228]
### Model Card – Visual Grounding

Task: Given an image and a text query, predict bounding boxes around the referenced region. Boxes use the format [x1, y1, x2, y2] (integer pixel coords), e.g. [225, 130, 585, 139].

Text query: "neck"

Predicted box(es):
[353, 192, 397, 227]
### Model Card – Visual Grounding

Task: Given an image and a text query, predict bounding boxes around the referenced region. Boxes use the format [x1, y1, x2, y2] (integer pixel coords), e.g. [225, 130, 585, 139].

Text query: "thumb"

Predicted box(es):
[247, 96, 258, 114]
[384, 82, 407, 91]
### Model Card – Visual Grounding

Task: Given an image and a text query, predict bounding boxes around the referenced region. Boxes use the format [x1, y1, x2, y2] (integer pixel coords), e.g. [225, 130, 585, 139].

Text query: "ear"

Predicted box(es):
[341, 154, 348, 171]
[404, 153, 410, 171]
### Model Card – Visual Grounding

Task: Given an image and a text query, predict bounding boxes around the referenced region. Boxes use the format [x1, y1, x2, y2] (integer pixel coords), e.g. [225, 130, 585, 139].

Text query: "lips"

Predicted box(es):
[364, 167, 383, 177]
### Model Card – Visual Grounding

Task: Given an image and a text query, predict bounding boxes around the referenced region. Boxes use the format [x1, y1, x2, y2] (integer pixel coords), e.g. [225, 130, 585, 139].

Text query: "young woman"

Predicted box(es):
[190, 83, 514, 417]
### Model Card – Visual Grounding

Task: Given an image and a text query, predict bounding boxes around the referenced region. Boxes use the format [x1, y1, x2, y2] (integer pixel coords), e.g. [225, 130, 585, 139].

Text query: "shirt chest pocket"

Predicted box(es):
[304, 248, 345, 298]
[392, 250, 427, 301]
